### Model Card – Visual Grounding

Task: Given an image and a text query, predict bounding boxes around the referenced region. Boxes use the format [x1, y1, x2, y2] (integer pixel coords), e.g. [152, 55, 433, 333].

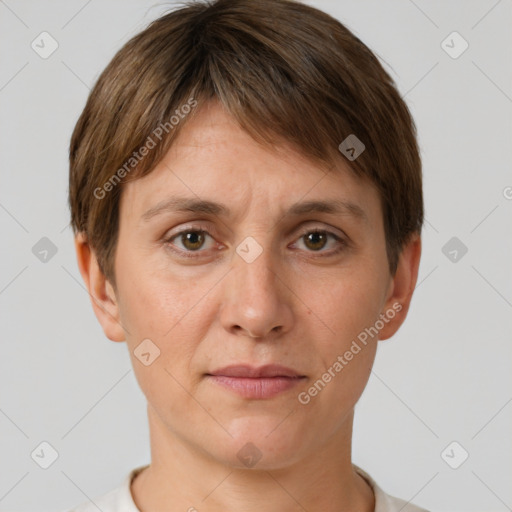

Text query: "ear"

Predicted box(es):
[74, 232, 126, 342]
[378, 233, 422, 341]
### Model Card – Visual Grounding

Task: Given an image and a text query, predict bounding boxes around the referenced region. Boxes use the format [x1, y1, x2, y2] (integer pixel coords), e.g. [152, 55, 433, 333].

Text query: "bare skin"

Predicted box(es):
[75, 100, 421, 512]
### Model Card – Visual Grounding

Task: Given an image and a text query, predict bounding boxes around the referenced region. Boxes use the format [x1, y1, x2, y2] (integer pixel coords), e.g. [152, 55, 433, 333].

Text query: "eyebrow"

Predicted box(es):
[141, 196, 368, 223]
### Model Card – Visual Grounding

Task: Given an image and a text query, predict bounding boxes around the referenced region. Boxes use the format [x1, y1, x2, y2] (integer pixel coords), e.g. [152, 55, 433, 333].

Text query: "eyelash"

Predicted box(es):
[163, 225, 347, 259]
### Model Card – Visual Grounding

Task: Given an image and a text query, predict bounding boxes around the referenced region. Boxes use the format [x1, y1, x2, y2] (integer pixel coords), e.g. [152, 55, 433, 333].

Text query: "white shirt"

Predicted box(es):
[65, 464, 430, 512]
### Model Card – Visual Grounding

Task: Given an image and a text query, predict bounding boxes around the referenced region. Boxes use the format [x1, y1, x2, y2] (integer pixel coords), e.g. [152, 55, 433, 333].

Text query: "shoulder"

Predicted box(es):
[63, 465, 148, 512]
[353, 465, 431, 512]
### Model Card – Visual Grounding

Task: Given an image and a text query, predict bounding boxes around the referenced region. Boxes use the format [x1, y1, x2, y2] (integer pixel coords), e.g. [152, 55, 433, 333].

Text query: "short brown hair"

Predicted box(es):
[68, 0, 423, 288]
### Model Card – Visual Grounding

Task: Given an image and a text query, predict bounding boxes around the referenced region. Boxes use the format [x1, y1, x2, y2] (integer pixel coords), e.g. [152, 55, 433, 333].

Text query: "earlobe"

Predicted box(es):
[74, 232, 126, 342]
[378, 233, 422, 341]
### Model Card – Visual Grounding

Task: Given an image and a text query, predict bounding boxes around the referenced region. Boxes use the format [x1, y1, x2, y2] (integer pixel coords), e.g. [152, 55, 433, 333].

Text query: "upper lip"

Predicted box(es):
[207, 364, 304, 378]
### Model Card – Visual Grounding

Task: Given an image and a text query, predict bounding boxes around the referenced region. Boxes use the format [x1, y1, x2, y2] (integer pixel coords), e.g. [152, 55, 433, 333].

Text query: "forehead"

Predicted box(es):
[119, 102, 382, 227]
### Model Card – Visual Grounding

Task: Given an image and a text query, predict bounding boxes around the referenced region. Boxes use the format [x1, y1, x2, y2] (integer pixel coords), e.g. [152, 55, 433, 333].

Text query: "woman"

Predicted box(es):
[67, 1, 427, 510]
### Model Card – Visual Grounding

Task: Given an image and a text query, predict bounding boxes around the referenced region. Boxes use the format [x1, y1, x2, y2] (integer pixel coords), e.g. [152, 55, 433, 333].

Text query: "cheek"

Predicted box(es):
[314, 270, 387, 345]
[115, 246, 196, 337]
[290, 284, 382, 442]
[115, 251, 218, 378]
[300, 263, 386, 386]
[297, 276, 384, 423]
[115, 265, 209, 413]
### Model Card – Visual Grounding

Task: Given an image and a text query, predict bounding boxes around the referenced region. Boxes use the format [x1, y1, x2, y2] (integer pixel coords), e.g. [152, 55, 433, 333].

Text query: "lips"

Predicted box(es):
[208, 364, 304, 378]
[206, 364, 306, 399]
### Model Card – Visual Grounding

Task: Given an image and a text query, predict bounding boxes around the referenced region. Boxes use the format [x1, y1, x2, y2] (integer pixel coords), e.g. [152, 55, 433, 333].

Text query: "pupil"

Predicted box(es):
[307, 232, 325, 250]
[184, 232, 203, 250]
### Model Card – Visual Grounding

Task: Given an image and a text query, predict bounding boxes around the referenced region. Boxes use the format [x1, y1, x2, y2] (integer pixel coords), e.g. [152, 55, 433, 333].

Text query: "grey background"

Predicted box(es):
[1, 1, 511, 511]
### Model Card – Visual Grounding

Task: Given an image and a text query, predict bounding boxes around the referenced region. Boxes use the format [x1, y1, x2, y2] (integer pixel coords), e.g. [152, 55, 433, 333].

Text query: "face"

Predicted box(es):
[82, 101, 419, 470]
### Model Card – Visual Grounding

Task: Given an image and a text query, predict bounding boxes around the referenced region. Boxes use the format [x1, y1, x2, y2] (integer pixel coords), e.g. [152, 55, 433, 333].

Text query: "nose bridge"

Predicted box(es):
[222, 232, 292, 339]
[237, 234, 277, 296]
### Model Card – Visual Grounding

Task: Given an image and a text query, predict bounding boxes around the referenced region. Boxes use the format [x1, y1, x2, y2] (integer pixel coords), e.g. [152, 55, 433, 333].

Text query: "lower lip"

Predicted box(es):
[207, 375, 304, 399]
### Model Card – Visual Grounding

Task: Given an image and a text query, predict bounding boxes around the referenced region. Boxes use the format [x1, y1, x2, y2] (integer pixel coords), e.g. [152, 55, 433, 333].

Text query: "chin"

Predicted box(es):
[210, 415, 308, 471]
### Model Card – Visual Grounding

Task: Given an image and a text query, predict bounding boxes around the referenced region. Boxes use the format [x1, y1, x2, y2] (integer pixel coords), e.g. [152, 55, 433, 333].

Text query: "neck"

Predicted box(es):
[131, 405, 374, 512]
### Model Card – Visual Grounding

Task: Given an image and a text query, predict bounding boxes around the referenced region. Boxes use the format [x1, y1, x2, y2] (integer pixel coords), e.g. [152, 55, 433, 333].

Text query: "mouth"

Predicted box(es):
[205, 364, 307, 400]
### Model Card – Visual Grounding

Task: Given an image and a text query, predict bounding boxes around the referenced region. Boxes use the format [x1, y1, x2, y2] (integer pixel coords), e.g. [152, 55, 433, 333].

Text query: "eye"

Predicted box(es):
[292, 228, 346, 256]
[164, 228, 216, 257]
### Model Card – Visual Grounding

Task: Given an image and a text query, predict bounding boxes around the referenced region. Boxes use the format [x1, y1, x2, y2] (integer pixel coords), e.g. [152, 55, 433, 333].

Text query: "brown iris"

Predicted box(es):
[180, 231, 206, 251]
[303, 232, 327, 251]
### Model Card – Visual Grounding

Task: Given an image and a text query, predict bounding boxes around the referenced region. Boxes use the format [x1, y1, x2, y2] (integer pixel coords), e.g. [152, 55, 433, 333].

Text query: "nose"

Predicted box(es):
[220, 240, 294, 340]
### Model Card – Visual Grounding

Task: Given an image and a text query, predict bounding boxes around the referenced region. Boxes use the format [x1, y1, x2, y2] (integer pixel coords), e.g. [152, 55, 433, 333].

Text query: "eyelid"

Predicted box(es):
[164, 222, 219, 241]
[295, 221, 346, 239]
[165, 220, 345, 240]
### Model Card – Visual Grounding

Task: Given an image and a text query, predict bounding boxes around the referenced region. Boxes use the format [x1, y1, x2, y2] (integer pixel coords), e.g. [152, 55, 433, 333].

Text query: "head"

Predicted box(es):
[70, 0, 423, 470]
